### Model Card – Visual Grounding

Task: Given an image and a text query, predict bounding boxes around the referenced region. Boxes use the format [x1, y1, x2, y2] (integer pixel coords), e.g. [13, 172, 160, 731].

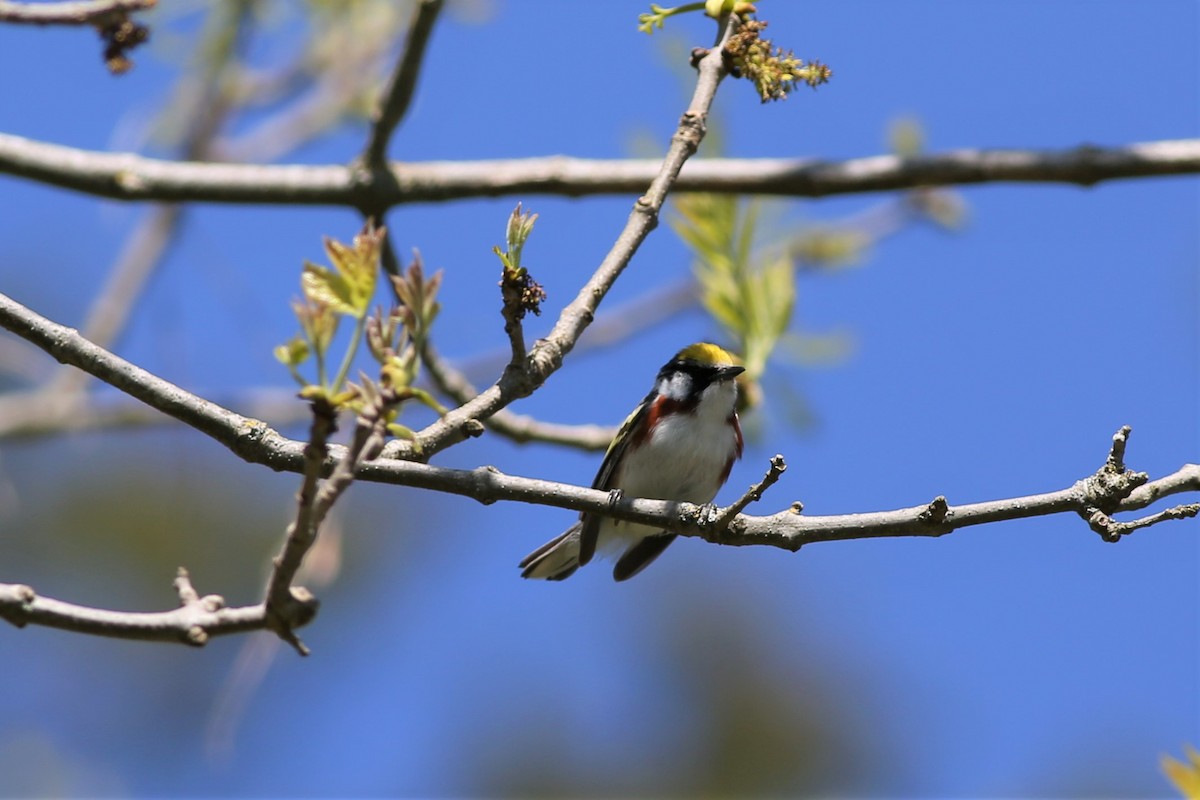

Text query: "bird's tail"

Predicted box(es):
[519, 523, 583, 581]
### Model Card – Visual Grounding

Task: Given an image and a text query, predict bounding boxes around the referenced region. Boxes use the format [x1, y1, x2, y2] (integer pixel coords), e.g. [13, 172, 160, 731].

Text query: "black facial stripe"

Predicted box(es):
[658, 358, 729, 388]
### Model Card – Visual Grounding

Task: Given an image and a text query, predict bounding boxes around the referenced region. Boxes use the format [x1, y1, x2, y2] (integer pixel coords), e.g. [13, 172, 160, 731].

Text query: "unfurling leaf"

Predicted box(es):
[302, 222, 385, 318]
[389, 249, 443, 346]
[505, 203, 538, 266]
[301, 263, 357, 315]
[274, 336, 310, 367]
[495, 204, 545, 321]
[292, 298, 338, 354]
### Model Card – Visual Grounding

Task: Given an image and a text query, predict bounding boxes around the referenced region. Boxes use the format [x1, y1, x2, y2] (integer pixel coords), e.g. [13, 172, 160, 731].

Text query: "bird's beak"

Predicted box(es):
[719, 364, 746, 381]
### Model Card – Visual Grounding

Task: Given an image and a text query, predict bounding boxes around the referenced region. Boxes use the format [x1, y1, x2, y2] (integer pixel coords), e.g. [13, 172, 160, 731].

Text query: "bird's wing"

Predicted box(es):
[577, 394, 651, 565]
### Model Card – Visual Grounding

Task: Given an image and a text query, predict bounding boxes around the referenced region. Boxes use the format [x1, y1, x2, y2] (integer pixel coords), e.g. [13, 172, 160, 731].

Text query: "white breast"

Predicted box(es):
[596, 379, 739, 555]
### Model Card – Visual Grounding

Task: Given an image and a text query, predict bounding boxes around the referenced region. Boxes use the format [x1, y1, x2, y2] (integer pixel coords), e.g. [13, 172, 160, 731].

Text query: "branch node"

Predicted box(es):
[708, 454, 788, 536]
[185, 625, 209, 647]
[200, 594, 226, 612]
[265, 586, 320, 656]
[0, 584, 36, 628]
[1085, 508, 1120, 542]
[919, 495, 950, 524]
[1080, 425, 1149, 515]
[1085, 501, 1199, 542]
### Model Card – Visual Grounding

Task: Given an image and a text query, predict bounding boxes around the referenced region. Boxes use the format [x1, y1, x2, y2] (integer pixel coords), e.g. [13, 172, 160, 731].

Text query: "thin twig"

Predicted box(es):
[709, 454, 787, 531]
[1086, 503, 1200, 541]
[0, 571, 270, 646]
[3, 133, 1196, 207]
[262, 382, 398, 653]
[262, 400, 337, 655]
[360, 0, 443, 168]
[420, 341, 614, 450]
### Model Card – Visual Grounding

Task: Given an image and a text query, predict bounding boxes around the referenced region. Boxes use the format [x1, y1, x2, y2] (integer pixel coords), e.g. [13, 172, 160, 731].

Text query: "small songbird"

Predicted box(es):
[520, 342, 745, 581]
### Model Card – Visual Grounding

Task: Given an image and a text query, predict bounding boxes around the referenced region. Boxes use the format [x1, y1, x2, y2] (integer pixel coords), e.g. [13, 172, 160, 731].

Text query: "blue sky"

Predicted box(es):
[0, 1, 1197, 796]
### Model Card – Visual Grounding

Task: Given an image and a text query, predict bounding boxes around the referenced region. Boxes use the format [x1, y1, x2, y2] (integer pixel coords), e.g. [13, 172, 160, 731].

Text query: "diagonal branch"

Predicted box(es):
[260, 400, 336, 656]
[709, 454, 788, 532]
[2, 133, 1195, 207]
[262, 384, 399, 655]
[419, 341, 614, 450]
[359, 0, 443, 169]
[382, 16, 740, 462]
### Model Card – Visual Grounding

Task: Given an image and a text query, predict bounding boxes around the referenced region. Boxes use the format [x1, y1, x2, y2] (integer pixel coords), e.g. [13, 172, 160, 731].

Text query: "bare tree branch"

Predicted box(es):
[711, 454, 788, 531]
[2, 133, 1195, 207]
[1, 283, 1196, 646]
[0, 0, 154, 25]
[2, 7, 1195, 653]
[420, 341, 614, 451]
[2, 290, 1194, 544]
[359, 0, 443, 169]
[0, 569, 278, 646]
[1, 401, 1195, 649]
[380, 17, 742, 462]
[261, 401, 336, 656]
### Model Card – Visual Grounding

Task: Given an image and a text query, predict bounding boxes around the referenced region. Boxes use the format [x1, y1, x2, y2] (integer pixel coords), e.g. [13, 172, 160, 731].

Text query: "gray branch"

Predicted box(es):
[359, 0, 443, 169]
[0, 0, 154, 25]
[1, 286, 1196, 646]
[378, 17, 741, 462]
[419, 341, 614, 451]
[2, 11, 1196, 649]
[0, 569, 273, 646]
[2, 290, 1194, 544]
[2, 132, 1195, 207]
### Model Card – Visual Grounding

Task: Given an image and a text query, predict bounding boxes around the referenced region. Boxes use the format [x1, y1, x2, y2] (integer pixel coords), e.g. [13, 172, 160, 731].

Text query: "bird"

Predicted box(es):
[520, 342, 745, 581]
